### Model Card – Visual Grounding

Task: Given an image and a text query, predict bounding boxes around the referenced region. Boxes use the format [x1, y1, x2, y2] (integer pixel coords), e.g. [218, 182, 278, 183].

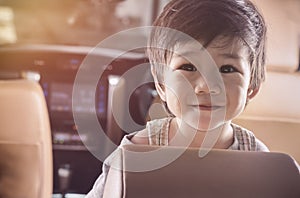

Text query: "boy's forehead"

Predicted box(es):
[172, 37, 249, 60]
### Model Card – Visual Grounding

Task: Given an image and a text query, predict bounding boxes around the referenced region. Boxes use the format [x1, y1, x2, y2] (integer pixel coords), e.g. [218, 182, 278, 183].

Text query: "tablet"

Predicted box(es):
[119, 145, 300, 198]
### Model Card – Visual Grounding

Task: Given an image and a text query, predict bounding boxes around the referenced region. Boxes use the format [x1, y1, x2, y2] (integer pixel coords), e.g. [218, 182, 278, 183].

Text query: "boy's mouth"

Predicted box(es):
[192, 104, 222, 111]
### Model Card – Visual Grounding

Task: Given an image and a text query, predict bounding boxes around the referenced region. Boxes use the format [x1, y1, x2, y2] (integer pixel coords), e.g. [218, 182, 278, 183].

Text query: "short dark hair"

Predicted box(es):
[148, 0, 267, 90]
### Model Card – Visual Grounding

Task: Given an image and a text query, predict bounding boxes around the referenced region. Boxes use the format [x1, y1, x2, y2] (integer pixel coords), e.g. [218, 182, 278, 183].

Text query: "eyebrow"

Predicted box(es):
[219, 53, 243, 60]
[173, 51, 245, 61]
[173, 50, 204, 58]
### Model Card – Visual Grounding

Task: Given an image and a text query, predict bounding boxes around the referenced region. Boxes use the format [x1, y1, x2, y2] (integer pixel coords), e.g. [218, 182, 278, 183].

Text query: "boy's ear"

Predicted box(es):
[247, 85, 260, 100]
[154, 81, 166, 102]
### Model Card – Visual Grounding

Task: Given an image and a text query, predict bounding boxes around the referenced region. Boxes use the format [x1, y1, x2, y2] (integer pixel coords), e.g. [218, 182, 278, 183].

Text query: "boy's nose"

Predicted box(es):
[194, 77, 220, 95]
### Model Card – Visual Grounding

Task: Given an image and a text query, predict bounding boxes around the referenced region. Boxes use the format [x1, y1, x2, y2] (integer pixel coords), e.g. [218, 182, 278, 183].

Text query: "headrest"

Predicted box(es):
[240, 71, 300, 123]
[0, 79, 50, 143]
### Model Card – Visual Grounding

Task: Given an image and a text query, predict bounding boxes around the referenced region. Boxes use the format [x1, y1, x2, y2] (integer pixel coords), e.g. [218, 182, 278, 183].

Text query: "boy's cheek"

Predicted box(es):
[222, 73, 251, 89]
[164, 81, 196, 103]
[164, 73, 195, 91]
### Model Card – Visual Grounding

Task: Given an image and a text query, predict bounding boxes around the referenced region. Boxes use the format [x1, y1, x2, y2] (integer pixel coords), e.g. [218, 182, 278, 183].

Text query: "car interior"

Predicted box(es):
[0, 0, 299, 197]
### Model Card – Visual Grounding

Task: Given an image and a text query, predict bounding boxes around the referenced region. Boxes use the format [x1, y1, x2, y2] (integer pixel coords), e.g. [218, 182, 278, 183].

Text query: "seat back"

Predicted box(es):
[0, 79, 53, 198]
[234, 71, 300, 163]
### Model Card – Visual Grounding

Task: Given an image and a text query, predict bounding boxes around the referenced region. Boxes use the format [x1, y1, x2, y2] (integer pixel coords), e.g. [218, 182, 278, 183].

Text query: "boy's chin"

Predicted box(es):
[180, 109, 227, 131]
[182, 118, 226, 132]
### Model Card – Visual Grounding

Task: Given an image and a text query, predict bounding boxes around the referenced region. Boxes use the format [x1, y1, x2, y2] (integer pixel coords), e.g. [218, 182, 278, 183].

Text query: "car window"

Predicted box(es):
[0, 0, 164, 47]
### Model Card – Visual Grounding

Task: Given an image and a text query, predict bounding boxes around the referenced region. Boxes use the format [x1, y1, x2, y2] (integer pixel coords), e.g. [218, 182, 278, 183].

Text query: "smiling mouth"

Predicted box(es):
[193, 105, 221, 111]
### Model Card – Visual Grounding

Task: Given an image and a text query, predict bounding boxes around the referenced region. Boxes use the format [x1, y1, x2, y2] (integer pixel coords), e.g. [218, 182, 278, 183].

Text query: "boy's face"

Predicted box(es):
[156, 38, 256, 131]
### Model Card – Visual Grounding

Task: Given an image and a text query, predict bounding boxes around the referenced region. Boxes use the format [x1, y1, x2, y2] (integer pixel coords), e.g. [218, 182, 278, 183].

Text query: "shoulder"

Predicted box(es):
[231, 123, 269, 152]
[130, 128, 149, 145]
[255, 138, 270, 152]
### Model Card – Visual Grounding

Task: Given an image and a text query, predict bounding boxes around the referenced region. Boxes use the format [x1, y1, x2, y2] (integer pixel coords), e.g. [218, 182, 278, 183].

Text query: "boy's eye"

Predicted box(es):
[219, 65, 239, 73]
[178, 64, 197, 72]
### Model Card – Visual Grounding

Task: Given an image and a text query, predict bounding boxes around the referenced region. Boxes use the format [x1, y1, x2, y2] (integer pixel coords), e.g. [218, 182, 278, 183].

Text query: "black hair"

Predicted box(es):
[147, 0, 267, 115]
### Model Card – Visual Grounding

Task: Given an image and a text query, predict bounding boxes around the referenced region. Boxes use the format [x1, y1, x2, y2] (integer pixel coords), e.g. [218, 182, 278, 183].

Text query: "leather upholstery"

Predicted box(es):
[234, 71, 300, 163]
[0, 79, 53, 198]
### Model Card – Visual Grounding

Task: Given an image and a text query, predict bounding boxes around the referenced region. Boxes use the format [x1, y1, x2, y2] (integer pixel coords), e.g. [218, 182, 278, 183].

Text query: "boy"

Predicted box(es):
[86, 0, 268, 197]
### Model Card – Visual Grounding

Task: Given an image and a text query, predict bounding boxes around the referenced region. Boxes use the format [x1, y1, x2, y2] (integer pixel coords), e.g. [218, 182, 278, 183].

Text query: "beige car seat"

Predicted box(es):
[234, 70, 300, 163]
[0, 79, 53, 198]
